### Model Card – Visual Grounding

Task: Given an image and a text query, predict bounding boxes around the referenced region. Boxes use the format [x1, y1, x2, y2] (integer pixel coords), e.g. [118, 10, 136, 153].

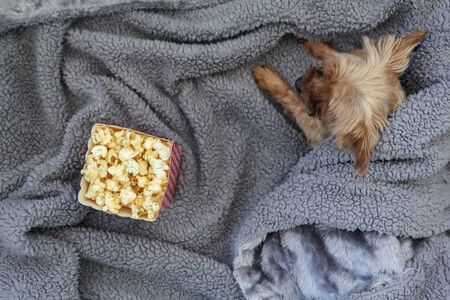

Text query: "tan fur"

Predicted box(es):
[251, 66, 327, 146]
[252, 31, 427, 175]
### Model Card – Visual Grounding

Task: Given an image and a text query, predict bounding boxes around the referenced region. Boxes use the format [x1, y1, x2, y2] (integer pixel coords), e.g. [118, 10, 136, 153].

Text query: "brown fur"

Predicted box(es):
[252, 31, 427, 175]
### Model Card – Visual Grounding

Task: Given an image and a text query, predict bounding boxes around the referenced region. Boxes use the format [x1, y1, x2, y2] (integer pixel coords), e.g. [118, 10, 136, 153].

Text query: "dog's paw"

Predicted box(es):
[251, 66, 288, 95]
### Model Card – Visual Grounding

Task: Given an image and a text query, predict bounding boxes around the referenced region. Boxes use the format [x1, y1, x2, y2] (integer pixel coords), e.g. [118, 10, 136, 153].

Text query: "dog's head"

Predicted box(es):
[295, 31, 427, 174]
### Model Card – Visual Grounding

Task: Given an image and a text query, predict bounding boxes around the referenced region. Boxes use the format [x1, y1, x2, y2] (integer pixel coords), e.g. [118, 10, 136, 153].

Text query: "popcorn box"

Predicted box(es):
[78, 124, 182, 221]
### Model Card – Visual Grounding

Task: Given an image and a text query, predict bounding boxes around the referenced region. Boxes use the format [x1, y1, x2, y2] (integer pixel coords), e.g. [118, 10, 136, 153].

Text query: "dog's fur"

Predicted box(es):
[252, 31, 427, 174]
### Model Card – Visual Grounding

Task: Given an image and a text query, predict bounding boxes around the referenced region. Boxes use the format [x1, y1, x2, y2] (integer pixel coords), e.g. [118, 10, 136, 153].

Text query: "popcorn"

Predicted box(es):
[105, 179, 120, 192]
[153, 140, 171, 160]
[143, 149, 159, 162]
[148, 157, 169, 172]
[135, 194, 144, 205]
[148, 211, 157, 220]
[79, 124, 182, 221]
[143, 137, 155, 150]
[95, 194, 105, 207]
[106, 149, 119, 165]
[126, 159, 139, 175]
[113, 130, 125, 147]
[107, 164, 124, 177]
[92, 126, 113, 145]
[91, 145, 107, 158]
[131, 204, 141, 219]
[137, 159, 149, 176]
[120, 188, 137, 206]
[81, 158, 108, 182]
[129, 133, 144, 150]
[85, 179, 105, 199]
[104, 192, 121, 214]
[80, 161, 97, 182]
[154, 169, 167, 181]
[144, 181, 162, 196]
[118, 147, 136, 162]
[136, 176, 149, 188]
[143, 198, 160, 212]
[117, 173, 130, 184]
[97, 160, 108, 178]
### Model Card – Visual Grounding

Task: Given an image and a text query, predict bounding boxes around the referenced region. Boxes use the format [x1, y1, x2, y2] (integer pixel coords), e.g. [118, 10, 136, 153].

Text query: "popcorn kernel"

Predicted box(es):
[91, 145, 108, 158]
[126, 159, 139, 175]
[137, 176, 149, 188]
[120, 188, 137, 206]
[153, 140, 171, 160]
[137, 159, 149, 176]
[118, 147, 136, 162]
[105, 179, 120, 192]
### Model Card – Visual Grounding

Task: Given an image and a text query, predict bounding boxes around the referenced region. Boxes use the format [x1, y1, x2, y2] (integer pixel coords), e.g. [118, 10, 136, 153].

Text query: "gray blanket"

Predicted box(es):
[0, 0, 449, 299]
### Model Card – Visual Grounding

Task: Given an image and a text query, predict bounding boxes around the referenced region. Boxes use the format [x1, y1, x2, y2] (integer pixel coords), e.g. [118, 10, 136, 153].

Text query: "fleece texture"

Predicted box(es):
[0, 0, 449, 299]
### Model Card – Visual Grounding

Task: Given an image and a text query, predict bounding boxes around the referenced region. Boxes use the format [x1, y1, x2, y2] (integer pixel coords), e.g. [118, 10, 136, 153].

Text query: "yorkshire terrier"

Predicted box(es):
[252, 30, 427, 175]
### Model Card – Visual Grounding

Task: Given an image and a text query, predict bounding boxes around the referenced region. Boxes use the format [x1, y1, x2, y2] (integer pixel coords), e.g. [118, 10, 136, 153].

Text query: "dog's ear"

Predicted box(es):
[353, 132, 372, 175]
[299, 39, 338, 61]
[388, 30, 427, 74]
[340, 124, 379, 176]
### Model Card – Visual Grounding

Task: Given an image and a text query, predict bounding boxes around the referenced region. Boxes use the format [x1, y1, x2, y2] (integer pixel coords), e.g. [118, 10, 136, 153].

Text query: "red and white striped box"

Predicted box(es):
[78, 123, 182, 221]
[159, 141, 182, 214]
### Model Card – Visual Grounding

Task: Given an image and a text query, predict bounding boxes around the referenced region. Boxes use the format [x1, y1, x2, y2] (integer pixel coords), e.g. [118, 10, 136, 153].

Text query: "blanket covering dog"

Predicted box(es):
[0, 0, 449, 299]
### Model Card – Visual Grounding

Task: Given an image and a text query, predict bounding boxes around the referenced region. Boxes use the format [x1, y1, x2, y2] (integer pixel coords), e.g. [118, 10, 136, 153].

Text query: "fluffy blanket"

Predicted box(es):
[0, 0, 449, 299]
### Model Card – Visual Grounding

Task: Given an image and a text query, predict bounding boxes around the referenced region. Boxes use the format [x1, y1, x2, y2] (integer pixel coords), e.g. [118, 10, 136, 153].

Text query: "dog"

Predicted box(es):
[252, 31, 427, 175]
